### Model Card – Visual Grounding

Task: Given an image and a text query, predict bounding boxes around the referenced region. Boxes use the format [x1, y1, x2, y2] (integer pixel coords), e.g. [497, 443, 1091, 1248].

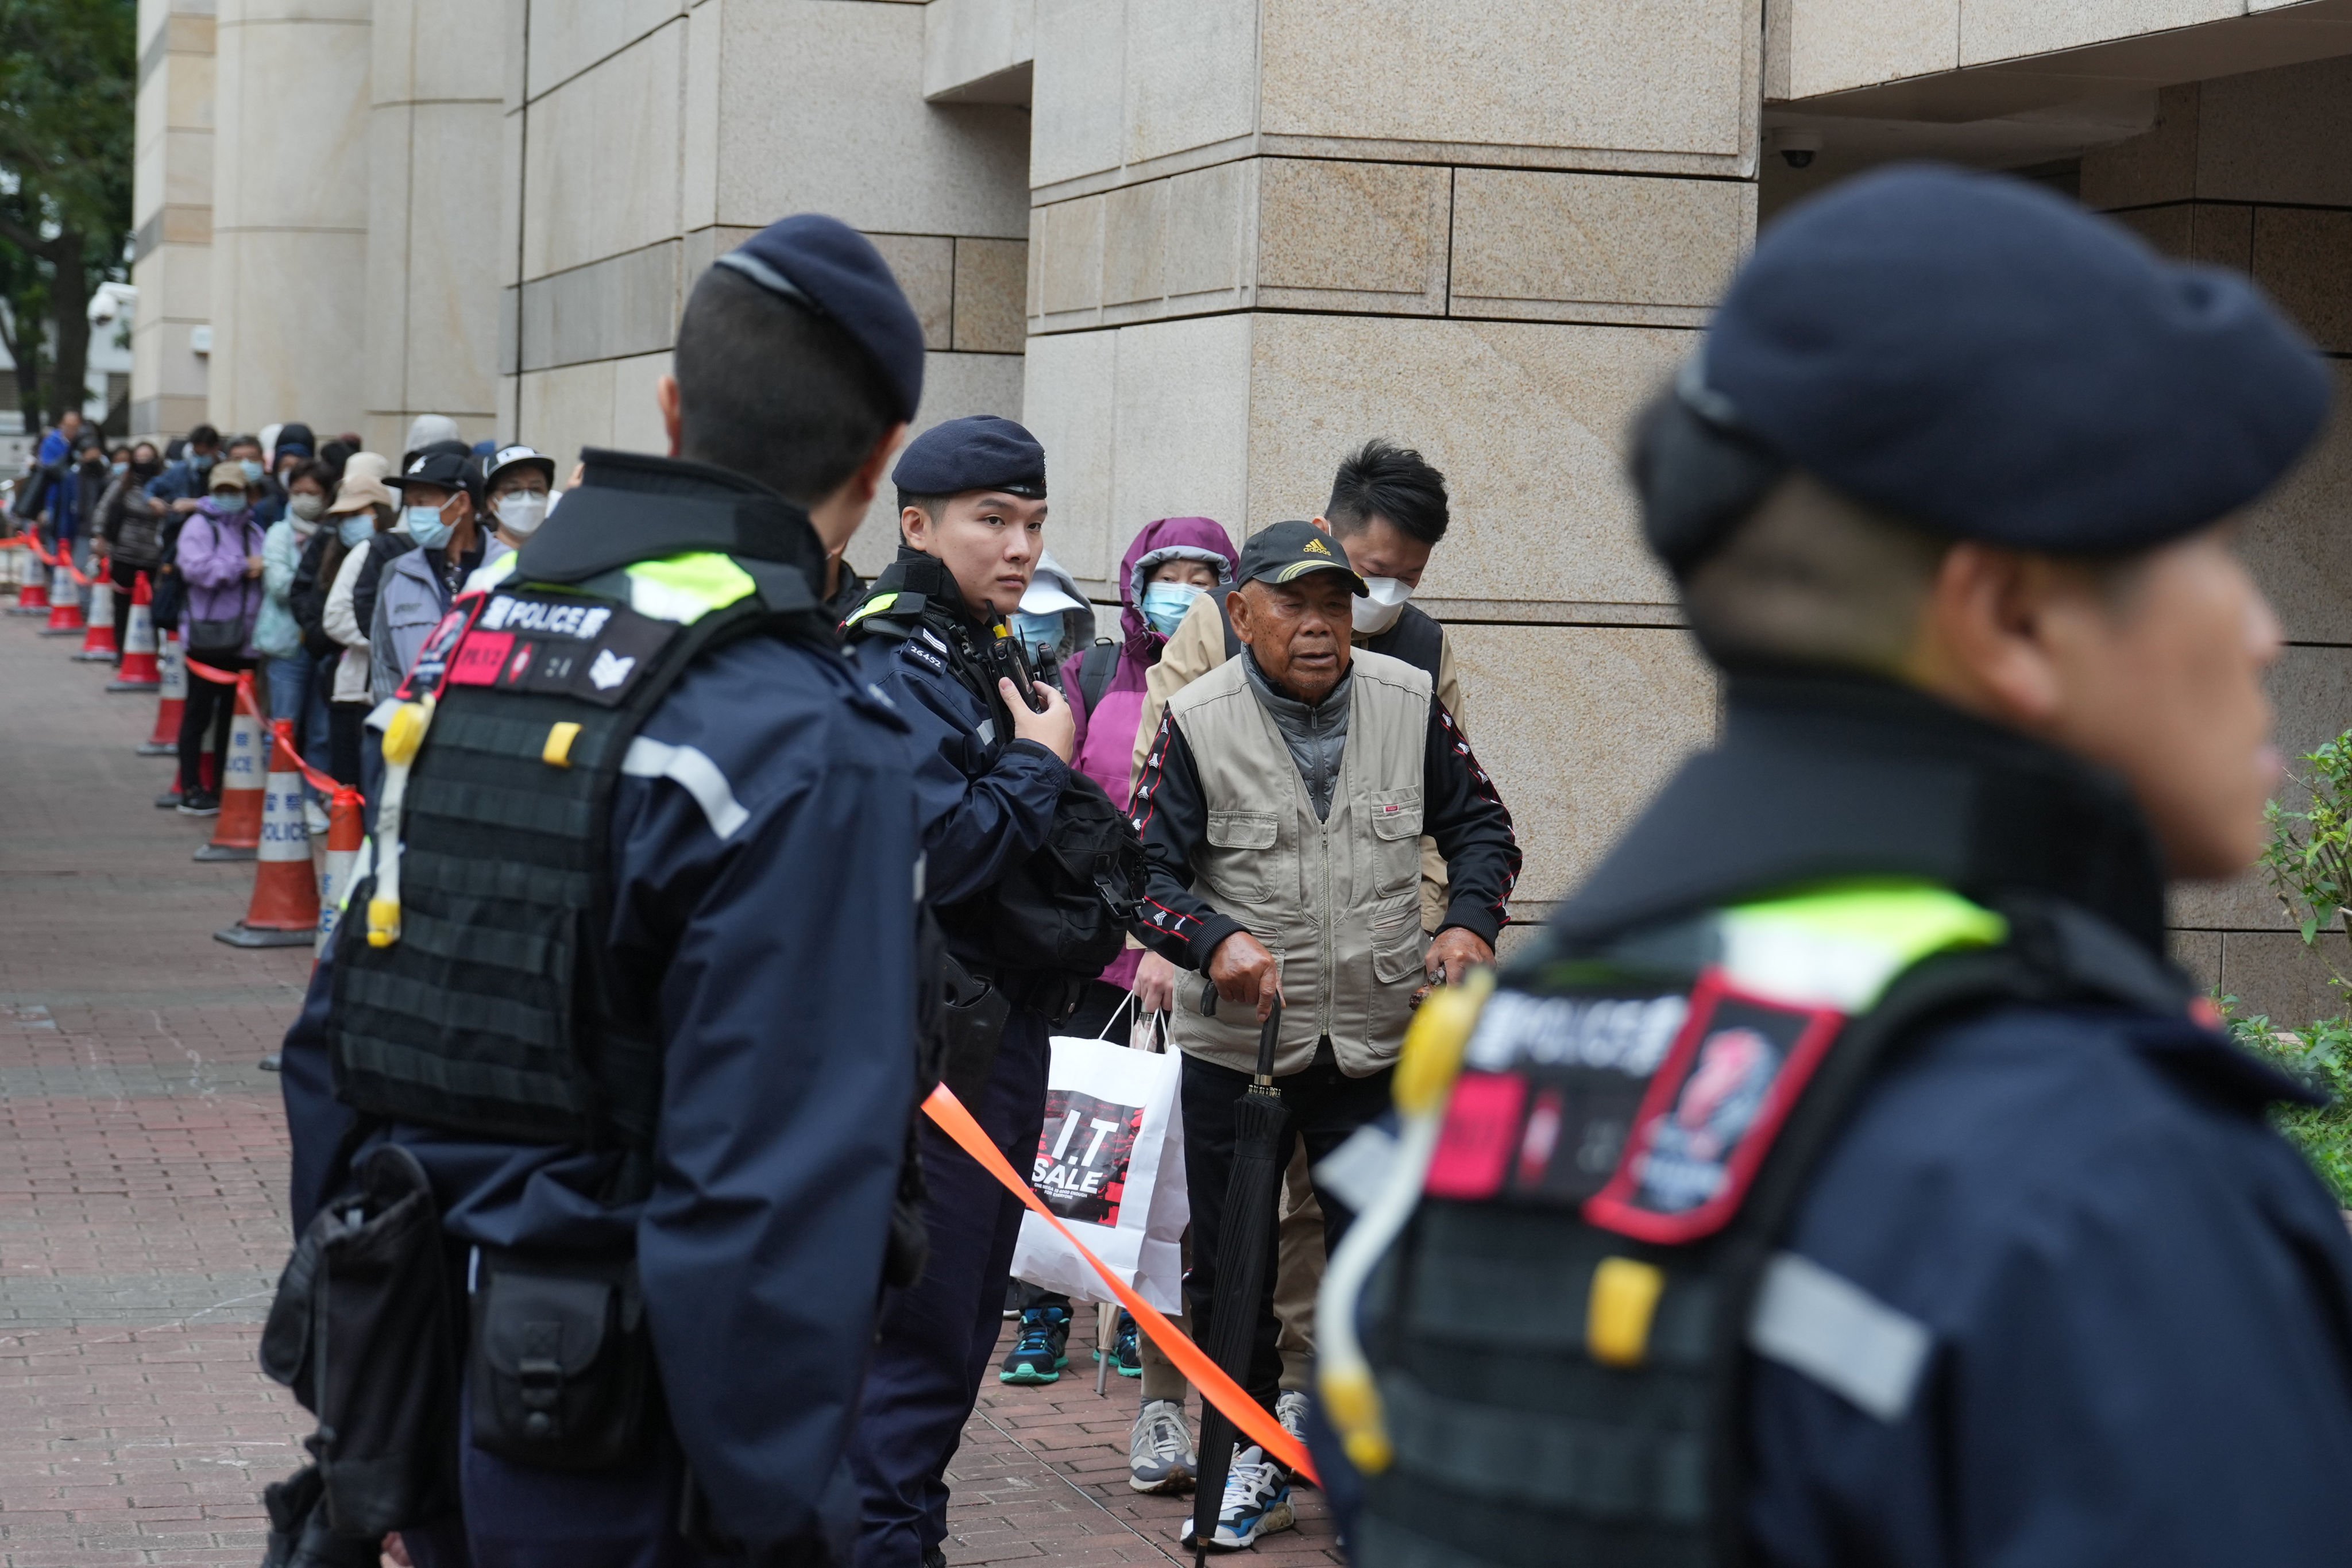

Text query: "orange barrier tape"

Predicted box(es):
[183, 658, 355, 801]
[920, 1083, 1319, 1484]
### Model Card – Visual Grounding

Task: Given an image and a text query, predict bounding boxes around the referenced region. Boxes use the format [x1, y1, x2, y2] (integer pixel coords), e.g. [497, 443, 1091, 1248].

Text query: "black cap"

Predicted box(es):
[891, 415, 1046, 499]
[716, 214, 926, 422]
[1654, 164, 2328, 570]
[387, 447, 477, 499]
[275, 422, 315, 457]
[1236, 520, 1367, 594]
[483, 443, 557, 492]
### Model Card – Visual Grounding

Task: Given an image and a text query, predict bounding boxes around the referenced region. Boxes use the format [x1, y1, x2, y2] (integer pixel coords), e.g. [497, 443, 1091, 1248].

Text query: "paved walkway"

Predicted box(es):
[0, 608, 1335, 1566]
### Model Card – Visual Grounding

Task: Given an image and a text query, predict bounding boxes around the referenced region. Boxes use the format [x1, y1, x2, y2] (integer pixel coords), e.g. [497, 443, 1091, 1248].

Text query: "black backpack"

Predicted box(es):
[935, 768, 1146, 980]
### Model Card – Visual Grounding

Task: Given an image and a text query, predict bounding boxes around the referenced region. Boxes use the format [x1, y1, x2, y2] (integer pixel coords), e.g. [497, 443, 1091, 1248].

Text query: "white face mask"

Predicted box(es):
[496, 491, 548, 539]
[1351, 575, 1412, 635]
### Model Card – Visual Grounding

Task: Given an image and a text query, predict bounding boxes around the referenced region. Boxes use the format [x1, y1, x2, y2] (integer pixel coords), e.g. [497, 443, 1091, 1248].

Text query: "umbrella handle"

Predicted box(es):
[1256, 997, 1283, 1082]
[1200, 976, 1218, 1018]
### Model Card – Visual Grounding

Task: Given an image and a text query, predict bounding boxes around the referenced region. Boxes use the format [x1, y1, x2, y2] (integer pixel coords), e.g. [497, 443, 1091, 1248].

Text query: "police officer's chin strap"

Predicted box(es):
[1316, 969, 1493, 1473]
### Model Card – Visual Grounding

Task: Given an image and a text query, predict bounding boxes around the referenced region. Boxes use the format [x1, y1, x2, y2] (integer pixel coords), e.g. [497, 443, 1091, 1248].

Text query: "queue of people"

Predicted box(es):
[169, 163, 2352, 1568]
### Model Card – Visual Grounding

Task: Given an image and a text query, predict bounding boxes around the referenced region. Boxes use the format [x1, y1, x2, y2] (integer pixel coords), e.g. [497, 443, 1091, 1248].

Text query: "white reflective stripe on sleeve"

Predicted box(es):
[1747, 1251, 1932, 1423]
[620, 737, 750, 841]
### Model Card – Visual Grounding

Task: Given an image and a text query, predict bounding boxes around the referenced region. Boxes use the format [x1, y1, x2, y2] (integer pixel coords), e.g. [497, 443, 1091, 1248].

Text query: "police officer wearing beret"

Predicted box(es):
[1319, 165, 2352, 1567]
[268, 215, 930, 1566]
[837, 415, 1092, 1568]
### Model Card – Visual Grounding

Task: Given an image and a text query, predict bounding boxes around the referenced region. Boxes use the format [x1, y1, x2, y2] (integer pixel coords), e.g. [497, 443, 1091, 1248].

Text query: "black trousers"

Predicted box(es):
[107, 557, 141, 654]
[177, 650, 250, 792]
[327, 700, 366, 787]
[1181, 1044, 1392, 1417]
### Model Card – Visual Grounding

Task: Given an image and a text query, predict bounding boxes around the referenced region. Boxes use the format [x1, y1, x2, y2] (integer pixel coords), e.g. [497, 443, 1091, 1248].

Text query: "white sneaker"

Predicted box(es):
[1275, 1391, 1314, 1489]
[1129, 1398, 1196, 1493]
[1179, 1444, 1295, 1551]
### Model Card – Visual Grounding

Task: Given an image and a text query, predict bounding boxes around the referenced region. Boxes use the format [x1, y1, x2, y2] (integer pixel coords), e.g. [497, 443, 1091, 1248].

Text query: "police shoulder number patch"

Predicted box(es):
[1423, 968, 1848, 1245]
[439, 590, 679, 708]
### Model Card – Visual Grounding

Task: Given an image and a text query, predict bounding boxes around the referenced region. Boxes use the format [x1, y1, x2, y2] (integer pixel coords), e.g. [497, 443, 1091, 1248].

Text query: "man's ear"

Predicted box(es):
[1227, 586, 1254, 646]
[900, 504, 931, 551]
[1310, 515, 1333, 535]
[1907, 543, 2067, 727]
[657, 374, 683, 458]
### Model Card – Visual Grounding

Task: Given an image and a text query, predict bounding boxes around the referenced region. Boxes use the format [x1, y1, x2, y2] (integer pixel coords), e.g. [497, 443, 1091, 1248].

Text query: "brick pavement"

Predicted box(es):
[0, 611, 1339, 1566]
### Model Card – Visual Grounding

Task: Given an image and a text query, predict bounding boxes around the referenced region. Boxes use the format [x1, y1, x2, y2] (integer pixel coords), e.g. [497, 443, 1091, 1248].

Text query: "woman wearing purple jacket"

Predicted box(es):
[171, 464, 267, 815]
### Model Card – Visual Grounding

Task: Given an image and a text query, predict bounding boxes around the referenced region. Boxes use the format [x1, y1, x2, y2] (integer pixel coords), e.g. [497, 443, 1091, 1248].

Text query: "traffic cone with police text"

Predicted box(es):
[110, 576, 159, 689]
[215, 721, 318, 946]
[13, 544, 48, 614]
[194, 674, 264, 862]
[315, 788, 364, 956]
[138, 634, 186, 753]
[41, 565, 84, 635]
[74, 571, 115, 659]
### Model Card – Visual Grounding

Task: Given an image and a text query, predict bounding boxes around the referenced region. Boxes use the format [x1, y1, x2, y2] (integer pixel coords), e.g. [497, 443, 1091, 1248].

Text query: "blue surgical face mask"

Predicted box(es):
[403, 503, 454, 551]
[1011, 611, 1065, 663]
[1141, 582, 1204, 639]
[240, 458, 264, 484]
[337, 513, 373, 548]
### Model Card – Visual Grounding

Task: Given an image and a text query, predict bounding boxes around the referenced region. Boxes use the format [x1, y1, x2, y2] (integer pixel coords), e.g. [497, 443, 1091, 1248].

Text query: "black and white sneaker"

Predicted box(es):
[1128, 1398, 1195, 1494]
[176, 790, 221, 817]
[1178, 1444, 1294, 1551]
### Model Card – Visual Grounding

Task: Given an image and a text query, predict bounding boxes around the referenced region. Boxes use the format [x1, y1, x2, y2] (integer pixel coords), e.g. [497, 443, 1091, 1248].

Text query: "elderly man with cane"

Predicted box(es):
[1129, 520, 1520, 1549]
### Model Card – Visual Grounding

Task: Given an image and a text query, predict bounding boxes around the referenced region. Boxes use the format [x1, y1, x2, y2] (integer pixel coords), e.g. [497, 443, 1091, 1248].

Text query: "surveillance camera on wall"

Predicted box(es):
[1772, 130, 1824, 169]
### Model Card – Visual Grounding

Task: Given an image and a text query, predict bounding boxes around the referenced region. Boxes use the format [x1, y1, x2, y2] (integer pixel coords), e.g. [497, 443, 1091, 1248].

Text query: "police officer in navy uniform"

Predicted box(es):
[269, 215, 930, 1567]
[1318, 165, 2352, 1566]
[836, 416, 1081, 1568]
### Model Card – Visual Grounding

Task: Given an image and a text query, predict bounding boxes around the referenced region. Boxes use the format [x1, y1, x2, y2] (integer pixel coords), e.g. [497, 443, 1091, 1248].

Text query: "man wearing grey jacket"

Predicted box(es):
[1127, 518, 1519, 1549]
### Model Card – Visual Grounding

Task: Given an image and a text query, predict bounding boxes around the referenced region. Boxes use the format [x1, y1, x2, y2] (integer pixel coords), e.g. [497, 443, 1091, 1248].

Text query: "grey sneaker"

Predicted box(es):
[1129, 1398, 1196, 1494]
[1275, 1391, 1314, 1488]
[1178, 1444, 1295, 1551]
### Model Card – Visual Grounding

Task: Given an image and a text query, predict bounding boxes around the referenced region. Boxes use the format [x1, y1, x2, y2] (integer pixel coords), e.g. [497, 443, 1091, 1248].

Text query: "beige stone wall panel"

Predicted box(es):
[521, 20, 683, 280]
[1770, 0, 1957, 101]
[363, 101, 414, 418]
[924, 0, 1034, 103]
[399, 101, 505, 416]
[1019, 328, 1118, 576]
[1258, 0, 1752, 161]
[1957, 0, 2237, 69]
[213, 229, 373, 433]
[2077, 81, 2197, 209]
[610, 349, 674, 457]
[1030, 0, 1125, 188]
[524, 0, 685, 99]
[679, 0, 723, 233]
[2251, 206, 2352, 352]
[2241, 359, 2352, 647]
[1037, 193, 1106, 320]
[1449, 169, 1750, 326]
[2195, 55, 2352, 206]
[215, 20, 370, 233]
[1123, 0, 1257, 168]
[516, 242, 681, 373]
[1254, 159, 1449, 315]
[870, 234, 957, 352]
[953, 237, 1030, 353]
[1101, 179, 1168, 307]
[496, 101, 524, 292]
[1244, 314, 1684, 611]
[1447, 624, 1717, 912]
[714, 1, 1028, 242]
[2217, 929, 2345, 1028]
[519, 358, 619, 480]
[1165, 161, 1252, 303]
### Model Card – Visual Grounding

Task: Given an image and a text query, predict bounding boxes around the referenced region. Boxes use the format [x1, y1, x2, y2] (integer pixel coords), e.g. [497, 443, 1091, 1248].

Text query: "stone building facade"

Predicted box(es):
[133, 0, 2352, 1019]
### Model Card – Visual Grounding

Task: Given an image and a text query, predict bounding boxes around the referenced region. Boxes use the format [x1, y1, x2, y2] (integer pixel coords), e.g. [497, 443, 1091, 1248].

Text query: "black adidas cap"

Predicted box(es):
[1236, 520, 1367, 595]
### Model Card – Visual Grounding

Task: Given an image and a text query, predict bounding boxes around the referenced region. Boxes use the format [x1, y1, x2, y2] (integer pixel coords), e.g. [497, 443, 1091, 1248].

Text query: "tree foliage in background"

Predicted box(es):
[2232, 733, 2352, 1204]
[0, 0, 132, 430]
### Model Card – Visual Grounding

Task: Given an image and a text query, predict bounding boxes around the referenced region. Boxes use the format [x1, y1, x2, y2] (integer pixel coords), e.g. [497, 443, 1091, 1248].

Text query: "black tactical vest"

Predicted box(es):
[1346, 888, 2160, 1568]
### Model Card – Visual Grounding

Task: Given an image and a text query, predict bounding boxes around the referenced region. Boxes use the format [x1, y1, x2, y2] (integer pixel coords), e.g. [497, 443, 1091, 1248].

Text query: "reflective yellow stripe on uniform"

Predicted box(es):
[623, 553, 756, 624]
[840, 590, 899, 628]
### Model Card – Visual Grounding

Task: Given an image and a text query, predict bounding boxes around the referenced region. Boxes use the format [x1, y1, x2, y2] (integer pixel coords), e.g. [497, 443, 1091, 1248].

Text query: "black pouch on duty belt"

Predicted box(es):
[468, 1247, 659, 1471]
[936, 953, 1011, 1109]
[259, 1142, 457, 1537]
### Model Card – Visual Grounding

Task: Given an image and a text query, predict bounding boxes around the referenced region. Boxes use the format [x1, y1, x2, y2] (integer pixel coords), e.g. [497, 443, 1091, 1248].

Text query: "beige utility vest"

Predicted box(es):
[1167, 650, 1432, 1077]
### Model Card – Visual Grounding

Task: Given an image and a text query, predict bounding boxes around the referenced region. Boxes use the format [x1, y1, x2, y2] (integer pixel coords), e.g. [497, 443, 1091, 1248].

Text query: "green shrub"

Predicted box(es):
[2244, 733, 2352, 1203]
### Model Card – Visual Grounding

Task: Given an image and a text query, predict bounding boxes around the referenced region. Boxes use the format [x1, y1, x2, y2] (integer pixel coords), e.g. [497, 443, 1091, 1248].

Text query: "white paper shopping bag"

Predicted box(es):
[1010, 1032, 1188, 1310]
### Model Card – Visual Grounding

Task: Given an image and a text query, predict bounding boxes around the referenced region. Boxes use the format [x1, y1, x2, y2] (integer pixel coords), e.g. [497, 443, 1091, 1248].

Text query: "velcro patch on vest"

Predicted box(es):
[1424, 988, 1689, 1207]
[1581, 968, 1847, 1245]
[445, 590, 679, 708]
[396, 596, 486, 700]
[899, 638, 948, 677]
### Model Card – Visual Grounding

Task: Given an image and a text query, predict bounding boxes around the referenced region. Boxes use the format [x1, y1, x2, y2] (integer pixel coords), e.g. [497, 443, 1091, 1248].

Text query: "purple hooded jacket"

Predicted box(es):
[176, 499, 265, 653]
[1066, 517, 1239, 992]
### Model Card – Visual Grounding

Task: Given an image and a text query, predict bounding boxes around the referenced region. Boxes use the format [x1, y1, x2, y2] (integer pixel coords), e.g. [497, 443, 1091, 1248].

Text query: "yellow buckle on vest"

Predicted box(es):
[542, 721, 582, 767]
[1587, 1257, 1666, 1368]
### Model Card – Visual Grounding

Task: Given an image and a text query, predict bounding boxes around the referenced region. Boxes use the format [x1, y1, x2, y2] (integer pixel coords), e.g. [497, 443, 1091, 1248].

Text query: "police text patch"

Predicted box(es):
[443, 591, 678, 707]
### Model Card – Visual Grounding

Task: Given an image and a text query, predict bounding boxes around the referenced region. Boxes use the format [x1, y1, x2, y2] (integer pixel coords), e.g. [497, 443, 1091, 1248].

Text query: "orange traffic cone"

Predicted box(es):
[12, 542, 48, 615]
[215, 721, 318, 947]
[40, 563, 84, 635]
[74, 571, 115, 660]
[109, 575, 159, 689]
[315, 787, 364, 956]
[195, 674, 264, 862]
[138, 634, 186, 754]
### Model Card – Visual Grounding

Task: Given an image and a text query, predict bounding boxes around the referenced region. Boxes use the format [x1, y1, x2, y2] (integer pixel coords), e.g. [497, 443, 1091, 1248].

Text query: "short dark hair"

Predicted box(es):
[672, 264, 901, 507]
[895, 490, 952, 521]
[1326, 438, 1449, 546]
[187, 424, 219, 449]
[225, 434, 262, 456]
[286, 458, 332, 492]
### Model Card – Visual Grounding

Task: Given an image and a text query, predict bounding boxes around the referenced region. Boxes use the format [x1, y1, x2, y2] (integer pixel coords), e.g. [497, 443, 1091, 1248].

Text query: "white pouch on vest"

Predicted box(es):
[1010, 1033, 1188, 1311]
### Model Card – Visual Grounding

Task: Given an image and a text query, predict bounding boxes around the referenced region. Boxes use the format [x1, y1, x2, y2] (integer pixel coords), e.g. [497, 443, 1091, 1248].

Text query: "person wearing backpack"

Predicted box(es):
[171, 464, 269, 816]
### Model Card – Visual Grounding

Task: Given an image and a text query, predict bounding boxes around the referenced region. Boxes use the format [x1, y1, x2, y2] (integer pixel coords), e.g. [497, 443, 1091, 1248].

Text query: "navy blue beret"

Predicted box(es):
[716, 214, 926, 422]
[891, 414, 1046, 499]
[1693, 164, 2329, 555]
